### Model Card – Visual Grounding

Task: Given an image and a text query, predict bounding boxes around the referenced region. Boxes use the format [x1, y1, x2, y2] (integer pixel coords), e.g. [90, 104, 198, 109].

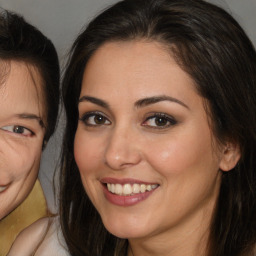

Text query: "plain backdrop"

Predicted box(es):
[0, 0, 255, 212]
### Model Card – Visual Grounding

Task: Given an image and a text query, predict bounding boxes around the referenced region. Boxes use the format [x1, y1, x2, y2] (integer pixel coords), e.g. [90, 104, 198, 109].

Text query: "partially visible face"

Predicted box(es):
[0, 61, 46, 220]
[74, 41, 227, 240]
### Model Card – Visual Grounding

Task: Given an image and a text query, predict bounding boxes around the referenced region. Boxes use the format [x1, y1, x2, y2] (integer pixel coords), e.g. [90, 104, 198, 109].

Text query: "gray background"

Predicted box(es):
[0, 0, 255, 212]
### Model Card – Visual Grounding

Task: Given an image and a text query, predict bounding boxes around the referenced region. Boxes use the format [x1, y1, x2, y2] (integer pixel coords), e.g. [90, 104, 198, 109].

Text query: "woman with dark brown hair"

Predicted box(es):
[60, 0, 256, 255]
[0, 9, 63, 255]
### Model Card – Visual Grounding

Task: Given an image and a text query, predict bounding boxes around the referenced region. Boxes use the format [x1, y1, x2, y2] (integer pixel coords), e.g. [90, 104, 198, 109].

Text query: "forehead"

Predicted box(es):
[81, 40, 198, 103]
[0, 60, 45, 118]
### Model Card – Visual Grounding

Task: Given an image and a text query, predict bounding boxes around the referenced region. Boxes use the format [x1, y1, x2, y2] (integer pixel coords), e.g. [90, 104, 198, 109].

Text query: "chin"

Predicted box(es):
[102, 217, 151, 239]
[108, 228, 145, 239]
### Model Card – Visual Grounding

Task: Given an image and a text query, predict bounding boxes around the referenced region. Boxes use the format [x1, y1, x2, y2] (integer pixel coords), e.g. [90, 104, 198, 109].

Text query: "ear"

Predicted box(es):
[219, 141, 241, 172]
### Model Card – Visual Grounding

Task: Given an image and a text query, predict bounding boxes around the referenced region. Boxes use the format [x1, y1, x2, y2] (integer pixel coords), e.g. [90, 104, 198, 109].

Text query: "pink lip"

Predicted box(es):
[0, 182, 11, 187]
[100, 178, 159, 207]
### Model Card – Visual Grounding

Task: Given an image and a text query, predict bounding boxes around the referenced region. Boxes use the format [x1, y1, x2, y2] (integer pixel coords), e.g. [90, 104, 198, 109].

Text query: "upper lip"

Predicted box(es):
[100, 177, 159, 185]
[0, 184, 9, 187]
[0, 179, 11, 187]
[0, 181, 11, 187]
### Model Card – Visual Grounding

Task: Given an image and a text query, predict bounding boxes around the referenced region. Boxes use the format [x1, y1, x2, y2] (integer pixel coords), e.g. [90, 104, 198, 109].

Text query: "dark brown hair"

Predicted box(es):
[0, 9, 60, 142]
[60, 0, 256, 255]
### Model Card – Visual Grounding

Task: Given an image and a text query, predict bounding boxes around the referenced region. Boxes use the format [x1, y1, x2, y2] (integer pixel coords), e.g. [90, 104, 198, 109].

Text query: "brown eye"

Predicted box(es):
[154, 117, 168, 126]
[80, 113, 111, 126]
[94, 115, 107, 124]
[143, 113, 177, 129]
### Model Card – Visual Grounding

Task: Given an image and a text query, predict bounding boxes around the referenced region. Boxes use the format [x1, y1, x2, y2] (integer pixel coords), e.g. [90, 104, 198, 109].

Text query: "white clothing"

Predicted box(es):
[7, 217, 70, 256]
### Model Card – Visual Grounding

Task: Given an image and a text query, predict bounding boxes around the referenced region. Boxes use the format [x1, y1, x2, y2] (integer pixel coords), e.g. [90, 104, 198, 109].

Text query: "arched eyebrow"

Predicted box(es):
[135, 95, 189, 109]
[78, 95, 189, 110]
[79, 96, 109, 109]
[16, 113, 45, 128]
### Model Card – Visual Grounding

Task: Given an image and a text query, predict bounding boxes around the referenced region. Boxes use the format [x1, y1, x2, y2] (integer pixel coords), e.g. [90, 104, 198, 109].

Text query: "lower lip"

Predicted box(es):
[102, 185, 157, 206]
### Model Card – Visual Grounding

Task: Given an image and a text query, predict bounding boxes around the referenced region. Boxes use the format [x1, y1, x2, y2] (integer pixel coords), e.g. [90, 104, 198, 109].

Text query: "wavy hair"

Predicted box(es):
[60, 0, 256, 255]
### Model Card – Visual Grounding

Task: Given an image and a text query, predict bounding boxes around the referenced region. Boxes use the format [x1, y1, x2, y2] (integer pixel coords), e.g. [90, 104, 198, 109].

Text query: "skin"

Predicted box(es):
[0, 60, 46, 220]
[74, 40, 240, 256]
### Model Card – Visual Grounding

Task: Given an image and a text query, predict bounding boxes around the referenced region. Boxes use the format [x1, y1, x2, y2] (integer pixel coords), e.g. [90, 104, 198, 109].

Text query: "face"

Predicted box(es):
[0, 61, 46, 220]
[74, 41, 230, 241]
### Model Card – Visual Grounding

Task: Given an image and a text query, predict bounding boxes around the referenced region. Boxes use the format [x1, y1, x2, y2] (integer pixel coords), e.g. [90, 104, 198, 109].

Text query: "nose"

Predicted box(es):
[104, 126, 142, 170]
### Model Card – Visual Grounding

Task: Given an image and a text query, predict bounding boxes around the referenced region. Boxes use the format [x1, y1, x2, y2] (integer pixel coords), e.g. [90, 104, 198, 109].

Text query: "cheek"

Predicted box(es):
[0, 146, 41, 219]
[0, 143, 40, 181]
[74, 130, 107, 204]
[74, 130, 103, 175]
[13, 146, 41, 193]
[145, 127, 217, 177]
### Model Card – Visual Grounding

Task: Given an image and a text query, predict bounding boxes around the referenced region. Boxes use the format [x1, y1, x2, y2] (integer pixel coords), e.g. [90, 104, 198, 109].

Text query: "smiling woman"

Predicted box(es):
[75, 41, 228, 241]
[0, 9, 60, 255]
[60, 0, 256, 255]
[0, 61, 46, 219]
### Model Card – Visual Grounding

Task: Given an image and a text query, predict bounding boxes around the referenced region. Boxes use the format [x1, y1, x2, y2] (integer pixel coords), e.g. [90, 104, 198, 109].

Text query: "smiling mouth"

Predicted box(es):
[106, 183, 159, 196]
[0, 186, 8, 193]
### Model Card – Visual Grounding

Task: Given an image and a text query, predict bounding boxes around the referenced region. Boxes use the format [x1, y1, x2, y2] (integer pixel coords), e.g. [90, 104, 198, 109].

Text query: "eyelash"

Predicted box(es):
[0, 125, 34, 136]
[142, 113, 177, 129]
[79, 111, 177, 129]
[79, 112, 111, 127]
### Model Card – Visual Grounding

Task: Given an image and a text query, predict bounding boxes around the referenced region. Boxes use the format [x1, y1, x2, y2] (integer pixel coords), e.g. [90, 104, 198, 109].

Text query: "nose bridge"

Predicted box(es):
[104, 123, 141, 170]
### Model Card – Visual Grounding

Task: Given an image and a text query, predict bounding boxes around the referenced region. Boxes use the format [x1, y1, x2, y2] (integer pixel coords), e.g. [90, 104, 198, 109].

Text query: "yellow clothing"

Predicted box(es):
[0, 180, 47, 256]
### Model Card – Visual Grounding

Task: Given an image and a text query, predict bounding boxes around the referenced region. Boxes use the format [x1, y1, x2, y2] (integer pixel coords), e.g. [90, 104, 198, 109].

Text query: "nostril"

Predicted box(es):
[104, 131, 142, 170]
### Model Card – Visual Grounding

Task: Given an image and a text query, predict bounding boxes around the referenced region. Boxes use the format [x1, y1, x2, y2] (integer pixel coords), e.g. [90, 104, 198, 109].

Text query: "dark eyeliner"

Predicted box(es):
[79, 111, 110, 126]
[144, 113, 177, 129]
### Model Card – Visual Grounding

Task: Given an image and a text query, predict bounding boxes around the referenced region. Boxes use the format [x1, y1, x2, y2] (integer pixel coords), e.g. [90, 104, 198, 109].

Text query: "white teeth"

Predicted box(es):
[133, 184, 140, 194]
[106, 183, 158, 196]
[0, 186, 7, 192]
[110, 184, 115, 194]
[140, 184, 146, 193]
[146, 185, 151, 191]
[115, 184, 123, 195]
[123, 184, 132, 195]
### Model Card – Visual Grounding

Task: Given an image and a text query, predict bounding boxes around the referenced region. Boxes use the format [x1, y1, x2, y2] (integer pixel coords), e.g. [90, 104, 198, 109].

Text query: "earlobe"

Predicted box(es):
[219, 142, 241, 172]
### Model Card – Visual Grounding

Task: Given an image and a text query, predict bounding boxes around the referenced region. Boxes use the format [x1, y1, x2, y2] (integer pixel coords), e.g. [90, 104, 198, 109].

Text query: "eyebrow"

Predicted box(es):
[79, 96, 110, 109]
[135, 95, 189, 109]
[78, 95, 189, 110]
[15, 113, 45, 128]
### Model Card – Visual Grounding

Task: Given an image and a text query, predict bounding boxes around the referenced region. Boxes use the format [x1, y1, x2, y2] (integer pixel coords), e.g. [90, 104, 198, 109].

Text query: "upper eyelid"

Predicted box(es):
[0, 118, 42, 129]
[1, 124, 31, 130]
[79, 111, 176, 120]
[2, 113, 46, 129]
[79, 111, 110, 119]
[144, 112, 176, 120]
